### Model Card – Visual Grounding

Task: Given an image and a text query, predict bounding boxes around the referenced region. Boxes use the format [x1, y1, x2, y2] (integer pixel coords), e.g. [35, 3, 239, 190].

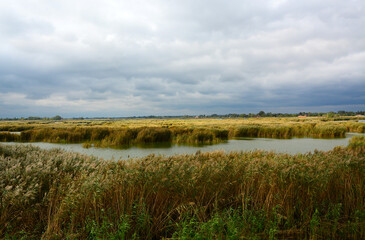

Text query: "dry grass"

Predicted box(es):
[1, 116, 364, 130]
[0, 117, 364, 148]
[1, 136, 364, 239]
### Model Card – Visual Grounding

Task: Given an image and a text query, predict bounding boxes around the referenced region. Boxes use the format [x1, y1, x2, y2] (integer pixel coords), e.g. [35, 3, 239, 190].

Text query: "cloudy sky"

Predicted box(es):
[0, 0, 364, 117]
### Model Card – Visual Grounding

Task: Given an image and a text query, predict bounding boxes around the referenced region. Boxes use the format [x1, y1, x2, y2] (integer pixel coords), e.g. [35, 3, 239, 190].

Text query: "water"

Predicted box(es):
[0, 131, 21, 135]
[1, 133, 362, 161]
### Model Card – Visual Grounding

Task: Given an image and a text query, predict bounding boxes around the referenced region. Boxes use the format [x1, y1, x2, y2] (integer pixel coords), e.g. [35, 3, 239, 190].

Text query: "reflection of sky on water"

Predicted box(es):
[2, 133, 362, 161]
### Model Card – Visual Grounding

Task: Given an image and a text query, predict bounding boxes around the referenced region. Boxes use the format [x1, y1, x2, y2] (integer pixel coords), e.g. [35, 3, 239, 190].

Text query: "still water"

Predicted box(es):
[1, 133, 362, 161]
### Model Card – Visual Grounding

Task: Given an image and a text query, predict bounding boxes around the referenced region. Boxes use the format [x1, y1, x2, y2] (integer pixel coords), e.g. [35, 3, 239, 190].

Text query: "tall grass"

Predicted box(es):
[0, 127, 229, 147]
[0, 122, 360, 148]
[348, 135, 365, 154]
[1, 136, 364, 239]
[0, 118, 364, 148]
[231, 124, 347, 138]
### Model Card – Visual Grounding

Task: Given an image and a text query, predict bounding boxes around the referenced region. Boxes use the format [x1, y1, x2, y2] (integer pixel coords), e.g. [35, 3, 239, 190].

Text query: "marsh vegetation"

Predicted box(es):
[0, 117, 364, 148]
[1, 135, 364, 239]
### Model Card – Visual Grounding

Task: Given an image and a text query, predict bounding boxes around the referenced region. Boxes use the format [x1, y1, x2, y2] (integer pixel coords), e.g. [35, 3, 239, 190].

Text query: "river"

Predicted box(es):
[1, 133, 362, 161]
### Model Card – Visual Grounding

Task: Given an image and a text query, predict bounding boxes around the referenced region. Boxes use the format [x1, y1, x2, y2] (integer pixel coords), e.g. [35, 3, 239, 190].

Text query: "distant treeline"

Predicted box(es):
[211, 110, 365, 118]
[0, 115, 62, 121]
[1, 111, 364, 120]
[1, 121, 364, 147]
[194, 110, 365, 119]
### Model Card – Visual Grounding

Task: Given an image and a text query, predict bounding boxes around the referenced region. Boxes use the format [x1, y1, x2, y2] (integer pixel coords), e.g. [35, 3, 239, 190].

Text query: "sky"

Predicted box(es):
[0, 0, 364, 118]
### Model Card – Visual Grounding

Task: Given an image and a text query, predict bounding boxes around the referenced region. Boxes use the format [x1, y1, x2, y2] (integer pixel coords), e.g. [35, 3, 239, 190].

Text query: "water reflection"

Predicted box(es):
[1, 133, 363, 161]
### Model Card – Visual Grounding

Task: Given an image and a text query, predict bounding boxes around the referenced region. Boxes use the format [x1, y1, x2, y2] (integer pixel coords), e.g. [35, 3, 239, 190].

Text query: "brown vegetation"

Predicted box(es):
[0, 117, 364, 148]
[1, 136, 364, 239]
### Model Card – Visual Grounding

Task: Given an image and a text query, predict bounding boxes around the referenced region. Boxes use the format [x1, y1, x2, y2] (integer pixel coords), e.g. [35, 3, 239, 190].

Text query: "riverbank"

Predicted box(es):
[1, 133, 361, 160]
[1, 135, 364, 239]
[0, 117, 364, 148]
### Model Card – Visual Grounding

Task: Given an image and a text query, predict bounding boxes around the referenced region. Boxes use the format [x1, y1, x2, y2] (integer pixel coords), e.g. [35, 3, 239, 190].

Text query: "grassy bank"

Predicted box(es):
[0, 127, 229, 147]
[1, 136, 364, 239]
[0, 117, 364, 147]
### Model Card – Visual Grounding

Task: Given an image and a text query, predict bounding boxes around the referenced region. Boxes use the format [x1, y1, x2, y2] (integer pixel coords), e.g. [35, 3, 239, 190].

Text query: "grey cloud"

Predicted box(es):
[0, 0, 364, 117]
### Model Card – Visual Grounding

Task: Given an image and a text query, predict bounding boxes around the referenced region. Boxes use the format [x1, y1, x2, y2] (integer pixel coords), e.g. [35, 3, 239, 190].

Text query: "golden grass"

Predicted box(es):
[0, 117, 364, 147]
[1, 136, 364, 239]
[0, 116, 364, 129]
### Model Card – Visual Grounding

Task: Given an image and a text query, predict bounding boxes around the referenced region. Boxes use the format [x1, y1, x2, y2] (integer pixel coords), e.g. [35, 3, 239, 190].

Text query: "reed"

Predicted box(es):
[1, 136, 364, 239]
[0, 126, 33, 131]
[348, 135, 365, 154]
[231, 124, 347, 138]
[1, 118, 364, 143]
[0, 120, 360, 148]
[0, 126, 231, 147]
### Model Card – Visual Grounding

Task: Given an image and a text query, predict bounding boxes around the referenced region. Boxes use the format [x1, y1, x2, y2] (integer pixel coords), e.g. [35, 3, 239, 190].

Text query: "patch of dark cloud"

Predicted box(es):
[266, 81, 365, 108]
[0, 0, 364, 117]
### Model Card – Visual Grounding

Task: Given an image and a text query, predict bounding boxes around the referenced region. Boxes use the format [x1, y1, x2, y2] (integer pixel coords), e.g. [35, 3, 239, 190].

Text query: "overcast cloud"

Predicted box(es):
[0, 0, 364, 117]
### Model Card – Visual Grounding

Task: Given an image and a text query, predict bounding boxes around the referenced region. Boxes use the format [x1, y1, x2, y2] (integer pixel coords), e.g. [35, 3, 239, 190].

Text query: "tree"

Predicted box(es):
[258, 111, 265, 117]
[52, 115, 62, 120]
[327, 112, 335, 118]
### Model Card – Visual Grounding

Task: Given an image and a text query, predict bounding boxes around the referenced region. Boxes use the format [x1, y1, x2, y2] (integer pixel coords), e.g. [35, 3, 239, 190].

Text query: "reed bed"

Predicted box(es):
[1, 136, 364, 239]
[1, 118, 363, 148]
[0, 127, 228, 147]
[230, 124, 347, 138]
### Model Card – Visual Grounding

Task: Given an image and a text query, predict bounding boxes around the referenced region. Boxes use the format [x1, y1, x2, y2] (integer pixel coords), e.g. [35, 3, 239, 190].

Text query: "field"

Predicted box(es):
[0, 117, 364, 148]
[1, 134, 364, 239]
